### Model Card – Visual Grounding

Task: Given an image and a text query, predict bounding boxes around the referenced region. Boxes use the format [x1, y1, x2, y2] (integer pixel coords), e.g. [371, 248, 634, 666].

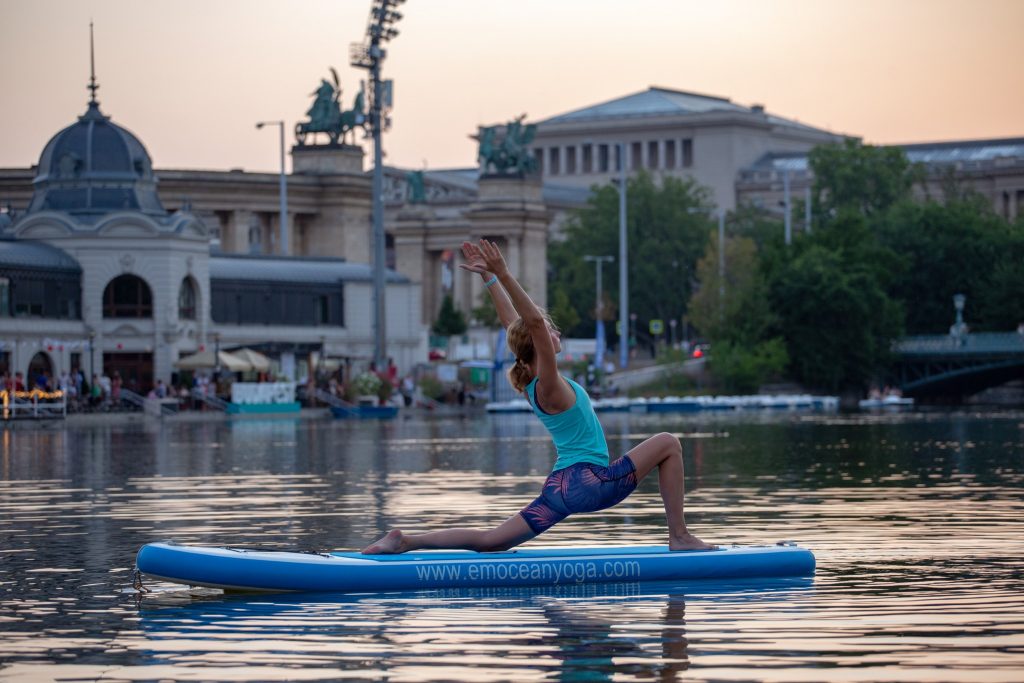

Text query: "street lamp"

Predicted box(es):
[583, 255, 613, 369]
[616, 142, 628, 370]
[951, 293, 967, 343]
[351, 0, 404, 371]
[255, 120, 289, 256]
[718, 208, 726, 323]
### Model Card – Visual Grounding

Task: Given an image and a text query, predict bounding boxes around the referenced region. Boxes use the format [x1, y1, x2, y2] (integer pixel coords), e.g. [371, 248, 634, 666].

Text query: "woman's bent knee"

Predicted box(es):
[654, 432, 682, 457]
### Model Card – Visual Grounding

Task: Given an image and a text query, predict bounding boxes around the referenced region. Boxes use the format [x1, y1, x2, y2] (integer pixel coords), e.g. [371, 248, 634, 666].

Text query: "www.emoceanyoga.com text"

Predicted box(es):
[414, 559, 641, 584]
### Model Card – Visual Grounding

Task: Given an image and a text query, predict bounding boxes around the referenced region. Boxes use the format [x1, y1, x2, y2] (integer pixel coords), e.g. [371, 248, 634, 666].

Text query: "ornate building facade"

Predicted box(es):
[1, 81, 1021, 389]
[0, 95, 423, 389]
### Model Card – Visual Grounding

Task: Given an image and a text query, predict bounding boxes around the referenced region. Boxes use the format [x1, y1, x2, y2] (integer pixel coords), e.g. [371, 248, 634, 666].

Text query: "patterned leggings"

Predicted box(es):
[519, 456, 638, 535]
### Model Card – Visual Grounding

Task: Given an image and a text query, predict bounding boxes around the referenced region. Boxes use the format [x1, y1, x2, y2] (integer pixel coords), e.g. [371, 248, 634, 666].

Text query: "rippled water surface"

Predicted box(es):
[1, 409, 1023, 681]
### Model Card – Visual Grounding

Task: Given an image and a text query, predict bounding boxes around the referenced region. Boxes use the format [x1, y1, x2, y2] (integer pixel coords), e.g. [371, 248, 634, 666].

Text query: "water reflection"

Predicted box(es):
[0, 409, 1022, 681]
[128, 580, 811, 681]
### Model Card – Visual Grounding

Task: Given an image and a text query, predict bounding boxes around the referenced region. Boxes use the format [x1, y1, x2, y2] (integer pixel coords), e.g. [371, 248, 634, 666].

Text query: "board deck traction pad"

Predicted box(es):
[136, 541, 816, 593]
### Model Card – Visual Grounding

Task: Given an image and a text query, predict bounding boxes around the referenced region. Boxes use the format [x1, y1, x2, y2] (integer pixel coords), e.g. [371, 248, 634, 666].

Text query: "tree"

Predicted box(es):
[688, 233, 787, 392]
[878, 195, 1022, 333]
[548, 284, 580, 333]
[809, 138, 921, 221]
[769, 243, 902, 393]
[470, 288, 500, 328]
[432, 294, 467, 336]
[688, 234, 775, 343]
[548, 171, 713, 342]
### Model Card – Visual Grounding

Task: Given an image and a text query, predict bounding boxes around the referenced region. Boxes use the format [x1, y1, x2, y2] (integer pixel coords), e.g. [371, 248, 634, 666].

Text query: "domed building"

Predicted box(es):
[0, 88, 423, 395]
[2, 94, 209, 391]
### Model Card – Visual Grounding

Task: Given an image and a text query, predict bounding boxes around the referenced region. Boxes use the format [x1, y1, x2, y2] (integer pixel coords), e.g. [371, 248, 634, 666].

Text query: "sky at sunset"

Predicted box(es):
[2, 0, 1022, 174]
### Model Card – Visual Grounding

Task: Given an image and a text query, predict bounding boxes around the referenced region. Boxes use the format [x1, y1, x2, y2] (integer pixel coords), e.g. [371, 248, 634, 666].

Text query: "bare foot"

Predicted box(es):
[669, 532, 717, 552]
[361, 529, 406, 555]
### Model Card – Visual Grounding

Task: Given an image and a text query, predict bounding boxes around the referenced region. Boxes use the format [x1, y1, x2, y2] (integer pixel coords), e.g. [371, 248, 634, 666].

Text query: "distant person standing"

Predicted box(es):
[111, 372, 122, 404]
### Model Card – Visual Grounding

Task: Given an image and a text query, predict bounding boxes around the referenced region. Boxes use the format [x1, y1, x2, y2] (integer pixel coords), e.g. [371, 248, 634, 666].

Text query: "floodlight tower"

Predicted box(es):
[351, 0, 404, 370]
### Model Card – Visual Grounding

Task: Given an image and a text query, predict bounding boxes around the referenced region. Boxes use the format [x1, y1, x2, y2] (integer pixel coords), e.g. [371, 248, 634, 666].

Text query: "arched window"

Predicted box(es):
[27, 352, 53, 389]
[103, 274, 152, 318]
[178, 277, 197, 320]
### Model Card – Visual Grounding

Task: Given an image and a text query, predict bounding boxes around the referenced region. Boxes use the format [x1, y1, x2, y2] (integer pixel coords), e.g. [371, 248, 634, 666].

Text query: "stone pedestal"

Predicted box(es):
[292, 144, 364, 175]
[290, 144, 371, 261]
[466, 175, 550, 311]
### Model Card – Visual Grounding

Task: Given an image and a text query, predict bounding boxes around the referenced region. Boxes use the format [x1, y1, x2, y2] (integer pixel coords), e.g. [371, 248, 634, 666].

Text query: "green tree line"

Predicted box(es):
[547, 139, 1024, 394]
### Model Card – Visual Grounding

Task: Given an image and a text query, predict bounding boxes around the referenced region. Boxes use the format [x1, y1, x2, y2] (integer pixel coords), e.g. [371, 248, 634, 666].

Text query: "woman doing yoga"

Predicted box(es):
[362, 239, 714, 555]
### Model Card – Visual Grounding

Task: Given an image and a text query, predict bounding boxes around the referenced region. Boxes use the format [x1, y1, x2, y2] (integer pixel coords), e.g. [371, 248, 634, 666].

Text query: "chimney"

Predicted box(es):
[751, 104, 765, 114]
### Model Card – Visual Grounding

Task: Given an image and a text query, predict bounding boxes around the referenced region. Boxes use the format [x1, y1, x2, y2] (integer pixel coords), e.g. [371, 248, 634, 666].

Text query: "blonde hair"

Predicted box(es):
[505, 312, 558, 393]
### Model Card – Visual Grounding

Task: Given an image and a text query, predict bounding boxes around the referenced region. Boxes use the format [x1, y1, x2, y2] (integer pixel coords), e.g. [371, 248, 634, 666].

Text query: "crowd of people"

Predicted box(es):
[2, 367, 123, 411]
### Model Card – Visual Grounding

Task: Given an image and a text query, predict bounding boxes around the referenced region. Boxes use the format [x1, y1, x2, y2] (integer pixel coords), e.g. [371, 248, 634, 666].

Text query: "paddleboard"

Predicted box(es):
[136, 542, 815, 593]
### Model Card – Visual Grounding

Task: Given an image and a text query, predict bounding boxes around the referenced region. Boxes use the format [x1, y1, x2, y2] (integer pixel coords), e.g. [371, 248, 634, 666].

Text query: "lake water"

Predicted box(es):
[1, 409, 1023, 681]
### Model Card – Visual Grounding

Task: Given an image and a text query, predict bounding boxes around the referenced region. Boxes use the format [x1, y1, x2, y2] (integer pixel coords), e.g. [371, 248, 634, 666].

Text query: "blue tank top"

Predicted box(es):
[525, 376, 609, 472]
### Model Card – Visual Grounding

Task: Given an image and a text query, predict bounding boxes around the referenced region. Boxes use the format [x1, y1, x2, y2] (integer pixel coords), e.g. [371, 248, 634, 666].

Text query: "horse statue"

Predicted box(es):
[295, 69, 367, 146]
[338, 90, 366, 146]
[477, 114, 538, 176]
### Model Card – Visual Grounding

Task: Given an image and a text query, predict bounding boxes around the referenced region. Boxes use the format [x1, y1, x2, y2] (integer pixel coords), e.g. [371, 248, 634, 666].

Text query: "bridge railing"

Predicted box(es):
[895, 332, 1024, 356]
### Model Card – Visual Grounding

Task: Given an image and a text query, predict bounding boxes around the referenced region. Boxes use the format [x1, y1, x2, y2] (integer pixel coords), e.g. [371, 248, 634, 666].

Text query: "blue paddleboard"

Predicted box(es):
[136, 542, 815, 593]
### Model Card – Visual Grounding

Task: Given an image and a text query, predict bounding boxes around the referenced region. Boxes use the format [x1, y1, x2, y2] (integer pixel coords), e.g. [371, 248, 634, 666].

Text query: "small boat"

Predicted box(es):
[330, 404, 399, 419]
[858, 396, 914, 409]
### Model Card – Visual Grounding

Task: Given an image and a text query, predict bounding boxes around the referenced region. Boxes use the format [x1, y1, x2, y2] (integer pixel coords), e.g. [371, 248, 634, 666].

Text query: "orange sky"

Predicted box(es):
[1, 0, 1021, 174]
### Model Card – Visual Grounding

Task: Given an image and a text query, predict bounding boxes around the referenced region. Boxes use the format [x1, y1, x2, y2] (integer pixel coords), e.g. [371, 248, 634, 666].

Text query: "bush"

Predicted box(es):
[417, 375, 447, 401]
[353, 372, 382, 396]
[708, 338, 788, 394]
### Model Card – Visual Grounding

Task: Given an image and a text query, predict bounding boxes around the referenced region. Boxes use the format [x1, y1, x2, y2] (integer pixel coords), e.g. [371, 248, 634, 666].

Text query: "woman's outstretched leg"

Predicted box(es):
[626, 432, 715, 551]
[362, 513, 536, 554]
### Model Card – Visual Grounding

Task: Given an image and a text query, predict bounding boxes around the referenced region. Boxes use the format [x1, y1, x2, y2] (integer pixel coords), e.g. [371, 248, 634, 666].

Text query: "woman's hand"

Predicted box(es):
[478, 239, 509, 278]
[458, 241, 489, 275]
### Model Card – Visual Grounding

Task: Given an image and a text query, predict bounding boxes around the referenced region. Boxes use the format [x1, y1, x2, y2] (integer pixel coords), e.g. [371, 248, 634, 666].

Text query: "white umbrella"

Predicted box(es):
[231, 348, 272, 372]
[174, 350, 252, 372]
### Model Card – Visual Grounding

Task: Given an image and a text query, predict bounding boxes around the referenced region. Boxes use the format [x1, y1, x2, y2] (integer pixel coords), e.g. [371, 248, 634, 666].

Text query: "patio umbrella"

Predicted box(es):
[231, 348, 272, 372]
[174, 350, 252, 373]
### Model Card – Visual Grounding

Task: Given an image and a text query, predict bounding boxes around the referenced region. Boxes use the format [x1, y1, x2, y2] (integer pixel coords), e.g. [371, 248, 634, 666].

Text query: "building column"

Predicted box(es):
[223, 210, 254, 254]
[505, 237, 522, 281]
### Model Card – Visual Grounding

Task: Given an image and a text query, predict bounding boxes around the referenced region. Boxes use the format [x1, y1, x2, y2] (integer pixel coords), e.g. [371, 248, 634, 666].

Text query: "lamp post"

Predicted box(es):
[783, 168, 792, 246]
[584, 255, 613, 369]
[616, 142, 628, 370]
[951, 293, 967, 343]
[255, 120, 289, 256]
[717, 209, 726, 323]
[351, 0, 404, 371]
[88, 331, 95, 381]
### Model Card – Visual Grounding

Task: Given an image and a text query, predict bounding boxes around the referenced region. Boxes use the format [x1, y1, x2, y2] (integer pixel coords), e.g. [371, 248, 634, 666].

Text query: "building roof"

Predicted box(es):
[537, 86, 831, 135]
[900, 137, 1024, 165]
[0, 238, 81, 272]
[744, 137, 1024, 176]
[28, 101, 166, 218]
[209, 253, 409, 285]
